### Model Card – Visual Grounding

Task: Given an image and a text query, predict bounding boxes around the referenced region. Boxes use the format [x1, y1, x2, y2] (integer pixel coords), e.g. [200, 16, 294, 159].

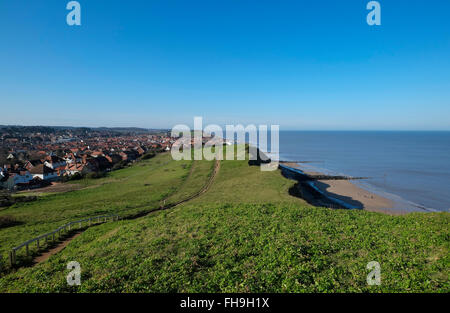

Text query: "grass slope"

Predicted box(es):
[0, 152, 448, 292]
[0, 153, 195, 268]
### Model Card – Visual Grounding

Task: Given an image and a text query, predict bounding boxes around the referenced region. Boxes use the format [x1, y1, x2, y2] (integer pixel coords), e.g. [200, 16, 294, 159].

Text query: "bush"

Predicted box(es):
[60, 172, 84, 182]
[0, 191, 13, 208]
[141, 152, 156, 160]
[14, 196, 37, 203]
[112, 160, 128, 171]
[69, 172, 83, 181]
[85, 171, 107, 179]
[0, 215, 21, 229]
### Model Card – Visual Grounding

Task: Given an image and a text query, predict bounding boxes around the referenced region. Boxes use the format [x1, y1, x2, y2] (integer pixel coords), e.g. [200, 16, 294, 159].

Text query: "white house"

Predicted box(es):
[44, 155, 66, 169]
[29, 164, 58, 181]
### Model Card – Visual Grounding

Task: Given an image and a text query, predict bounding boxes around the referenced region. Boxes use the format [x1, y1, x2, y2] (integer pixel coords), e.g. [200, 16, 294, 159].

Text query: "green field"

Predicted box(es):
[0, 149, 448, 292]
[0, 153, 195, 266]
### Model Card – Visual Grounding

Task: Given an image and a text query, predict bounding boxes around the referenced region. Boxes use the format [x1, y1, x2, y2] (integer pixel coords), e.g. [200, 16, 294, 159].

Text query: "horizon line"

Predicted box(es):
[1, 124, 450, 132]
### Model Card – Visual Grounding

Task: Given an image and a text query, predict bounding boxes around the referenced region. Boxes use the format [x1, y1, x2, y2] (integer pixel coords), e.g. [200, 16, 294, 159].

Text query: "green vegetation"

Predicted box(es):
[163, 160, 215, 205]
[0, 148, 448, 292]
[0, 190, 14, 208]
[0, 215, 20, 230]
[2, 203, 447, 292]
[0, 153, 196, 267]
[141, 152, 157, 160]
[189, 155, 304, 206]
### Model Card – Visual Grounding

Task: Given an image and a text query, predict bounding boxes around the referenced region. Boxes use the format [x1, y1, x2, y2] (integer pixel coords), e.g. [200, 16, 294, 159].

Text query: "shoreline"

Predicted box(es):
[280, 162, 408, 215]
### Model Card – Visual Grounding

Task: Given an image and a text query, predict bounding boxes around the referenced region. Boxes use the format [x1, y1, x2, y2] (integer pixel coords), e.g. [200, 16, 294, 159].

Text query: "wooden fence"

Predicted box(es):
[9, 214, 120, 266]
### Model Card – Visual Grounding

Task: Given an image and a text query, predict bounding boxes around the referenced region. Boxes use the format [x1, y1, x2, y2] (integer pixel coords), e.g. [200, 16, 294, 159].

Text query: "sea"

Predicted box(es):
[261, 131, 450, 212]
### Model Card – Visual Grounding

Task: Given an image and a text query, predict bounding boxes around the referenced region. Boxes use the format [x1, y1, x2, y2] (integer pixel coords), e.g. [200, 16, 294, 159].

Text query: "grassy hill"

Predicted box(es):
[0, 149, 448, 292]
[0, 153, 195, 266]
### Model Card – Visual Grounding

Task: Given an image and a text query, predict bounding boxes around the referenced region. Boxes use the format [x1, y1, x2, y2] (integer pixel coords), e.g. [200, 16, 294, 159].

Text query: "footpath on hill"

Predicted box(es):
[31, 159, 220, 266]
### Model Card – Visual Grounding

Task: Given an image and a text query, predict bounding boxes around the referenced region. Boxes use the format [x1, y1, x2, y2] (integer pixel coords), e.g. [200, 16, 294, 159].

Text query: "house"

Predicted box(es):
[0, 168, 6, 180]
[84, 159, 100, 173]
[91, 151, 104, 158]
[66, 162, 88, 176]
[54, 165, 67, 177]
[105, 154, 122, 165]
[29, 164, 58, 181]
[119, 150, 139, 161]
[44, 155, 66, 169]
[36, 151, 47, 158]
[6, 153, 16, 160]
[64, 152, 82, 164]
[24, 159, 43, 171]
[1, 171, 33, 190]
[16, 176, 50, 190]
[94, 156, 112, 171]
[135, 147, 145, 155]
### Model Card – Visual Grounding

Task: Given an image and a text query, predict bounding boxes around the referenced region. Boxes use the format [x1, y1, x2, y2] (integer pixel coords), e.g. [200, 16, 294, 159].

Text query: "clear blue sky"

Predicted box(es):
[1, 0, 449, 130]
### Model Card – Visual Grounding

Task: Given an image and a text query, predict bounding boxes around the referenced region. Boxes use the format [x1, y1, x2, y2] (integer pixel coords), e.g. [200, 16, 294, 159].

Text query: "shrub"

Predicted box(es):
[86, 171, 107, 179]
[0, 215, 20, 229]
[112, 160, 128, 171]
[0, 191, 13, 208]
[141, 152, 156, 160]
[69, 172, 83, 181]
[14, 196, 37, 203]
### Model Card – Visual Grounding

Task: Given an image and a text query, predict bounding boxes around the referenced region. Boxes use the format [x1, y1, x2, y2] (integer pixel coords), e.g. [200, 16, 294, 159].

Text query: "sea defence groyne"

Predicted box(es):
[279, 164, 369, 181]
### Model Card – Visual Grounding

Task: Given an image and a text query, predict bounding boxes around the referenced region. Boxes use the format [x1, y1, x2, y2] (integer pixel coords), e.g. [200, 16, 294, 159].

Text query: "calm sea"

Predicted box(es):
[274, 131, 450, 212]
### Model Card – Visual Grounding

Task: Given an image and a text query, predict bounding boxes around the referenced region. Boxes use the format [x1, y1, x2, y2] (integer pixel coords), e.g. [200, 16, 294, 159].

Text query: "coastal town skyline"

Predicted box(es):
[0, 125, 173, 190]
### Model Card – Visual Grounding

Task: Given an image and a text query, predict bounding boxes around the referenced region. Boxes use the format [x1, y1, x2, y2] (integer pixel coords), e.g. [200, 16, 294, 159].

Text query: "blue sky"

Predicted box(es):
[1, 0, 449, 130]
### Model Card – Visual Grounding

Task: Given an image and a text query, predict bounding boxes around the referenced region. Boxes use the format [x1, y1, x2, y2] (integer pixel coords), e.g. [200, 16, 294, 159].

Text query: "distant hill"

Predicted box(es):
[0, 125, 169, 135]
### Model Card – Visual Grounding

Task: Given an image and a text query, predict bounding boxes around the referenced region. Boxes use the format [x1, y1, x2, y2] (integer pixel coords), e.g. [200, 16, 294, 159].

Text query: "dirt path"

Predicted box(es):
[159, 159, 220, 209]
[17, 182, 84, 195]
[31, 159, 220, 266]
[33, 232, 83, 264]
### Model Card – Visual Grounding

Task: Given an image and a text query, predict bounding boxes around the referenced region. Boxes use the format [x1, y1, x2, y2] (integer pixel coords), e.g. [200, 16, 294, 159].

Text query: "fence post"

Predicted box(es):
[9, 214, 123, 269]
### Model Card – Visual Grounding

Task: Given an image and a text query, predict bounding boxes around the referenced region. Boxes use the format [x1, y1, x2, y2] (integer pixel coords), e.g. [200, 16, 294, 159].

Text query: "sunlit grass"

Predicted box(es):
[0, 147, 448, 292]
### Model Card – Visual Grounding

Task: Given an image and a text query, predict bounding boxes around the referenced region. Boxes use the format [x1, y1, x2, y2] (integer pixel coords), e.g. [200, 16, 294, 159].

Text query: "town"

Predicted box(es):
[0, 126, 174, 191]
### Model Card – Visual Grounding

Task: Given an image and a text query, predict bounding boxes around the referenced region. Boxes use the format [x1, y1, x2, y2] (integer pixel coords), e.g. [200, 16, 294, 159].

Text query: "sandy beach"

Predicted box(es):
[283, 162, 405, 215]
